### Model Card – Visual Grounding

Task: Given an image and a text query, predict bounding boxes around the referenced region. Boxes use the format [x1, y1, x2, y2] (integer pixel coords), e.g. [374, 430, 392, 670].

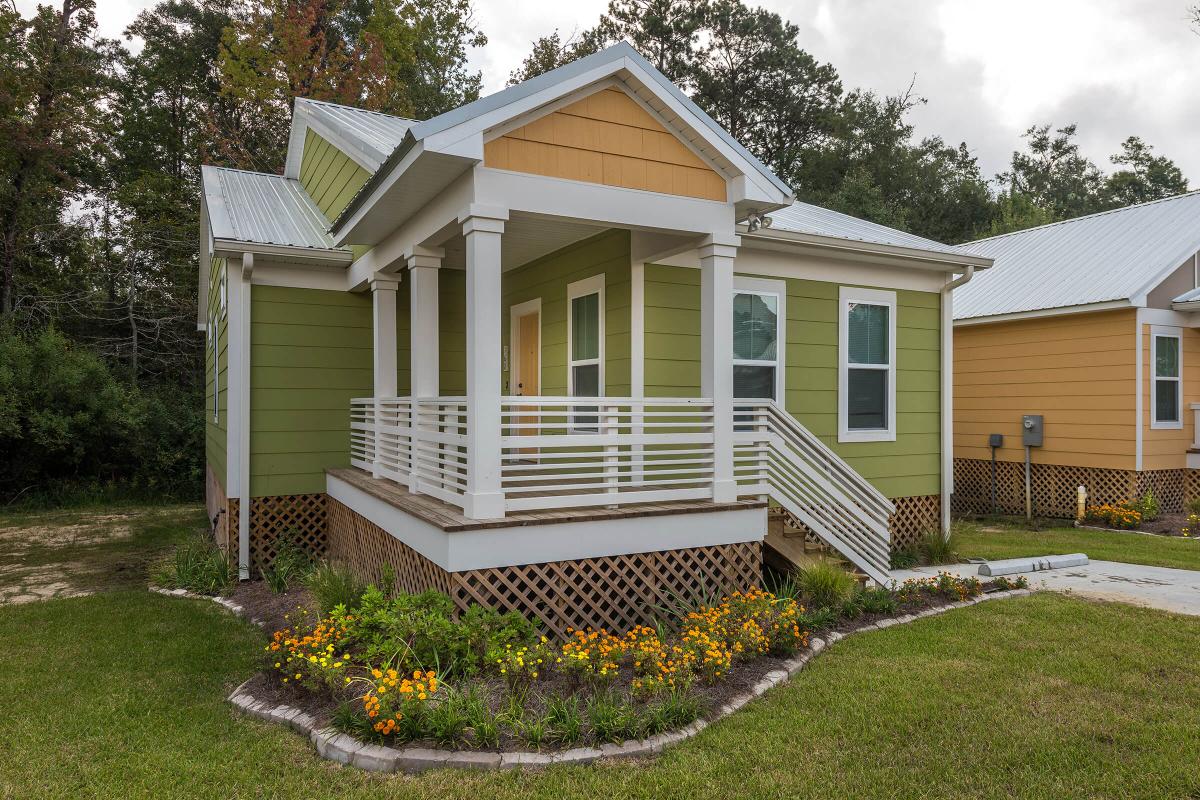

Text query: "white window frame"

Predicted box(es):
[838, 286, 897, 443]
[732, 276, 786, 403]
[211, 265, 227, 425]
[567, 274, 605, 432]
[1151, 325, 1183, 430]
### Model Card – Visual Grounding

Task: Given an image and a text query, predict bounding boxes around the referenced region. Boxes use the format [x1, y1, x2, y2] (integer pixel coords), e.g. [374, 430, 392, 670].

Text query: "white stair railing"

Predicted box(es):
[733, 399, 894, 584]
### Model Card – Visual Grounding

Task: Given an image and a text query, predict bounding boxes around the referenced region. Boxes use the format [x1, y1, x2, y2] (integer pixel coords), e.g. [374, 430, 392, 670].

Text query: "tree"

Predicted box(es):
[986, 188, 1055, 237]
[997, 124, 1106, 221]
[593, 0, 706, 83]
[508, 29, 601, 85]
[0, 0, 116, 315]
[1104, 136, 1188, 207]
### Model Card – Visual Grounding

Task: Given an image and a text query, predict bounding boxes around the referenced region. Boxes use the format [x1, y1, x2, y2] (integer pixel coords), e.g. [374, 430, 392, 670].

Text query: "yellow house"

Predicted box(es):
[952, 191, 1200, 517]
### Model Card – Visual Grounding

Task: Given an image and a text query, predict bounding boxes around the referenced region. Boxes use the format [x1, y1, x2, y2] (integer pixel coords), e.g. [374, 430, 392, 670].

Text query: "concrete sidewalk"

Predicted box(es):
[892, 560, 1200, 617]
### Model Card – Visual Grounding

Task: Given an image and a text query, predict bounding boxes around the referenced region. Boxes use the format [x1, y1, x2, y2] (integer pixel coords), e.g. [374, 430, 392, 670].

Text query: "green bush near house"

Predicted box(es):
[794, 562, 857, 610]
[305, 561, 368, 614]
[152, 533, 235, 596]
[918, 529, 957, 565]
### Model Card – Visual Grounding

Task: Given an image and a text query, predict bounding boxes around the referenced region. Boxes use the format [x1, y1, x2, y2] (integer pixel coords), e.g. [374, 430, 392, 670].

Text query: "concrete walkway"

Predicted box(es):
[892, 560, 1200, 617]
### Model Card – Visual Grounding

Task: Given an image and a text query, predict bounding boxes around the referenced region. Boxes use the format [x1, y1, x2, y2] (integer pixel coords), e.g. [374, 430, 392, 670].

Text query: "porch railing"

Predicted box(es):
[350, 394, 893, 583]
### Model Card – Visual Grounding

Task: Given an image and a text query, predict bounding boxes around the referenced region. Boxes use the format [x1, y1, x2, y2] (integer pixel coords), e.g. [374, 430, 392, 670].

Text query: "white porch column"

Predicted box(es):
[406, 246, 442, 493]
[461, 206, 509, 519]
[370, 276, 399, 479]
[700, 233, 739, 503]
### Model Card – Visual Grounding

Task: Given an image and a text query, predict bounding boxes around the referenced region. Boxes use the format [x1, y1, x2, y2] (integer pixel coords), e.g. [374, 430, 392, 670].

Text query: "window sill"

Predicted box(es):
[838, 429, 897, 443]
[1150, 421, 1183, 430]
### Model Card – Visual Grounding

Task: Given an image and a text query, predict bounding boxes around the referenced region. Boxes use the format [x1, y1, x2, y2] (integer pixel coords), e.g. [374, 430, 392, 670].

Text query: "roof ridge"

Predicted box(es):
[966, 189, 1200, 246]
[203, 164, 292, 180]
[296, 96, 419, 124]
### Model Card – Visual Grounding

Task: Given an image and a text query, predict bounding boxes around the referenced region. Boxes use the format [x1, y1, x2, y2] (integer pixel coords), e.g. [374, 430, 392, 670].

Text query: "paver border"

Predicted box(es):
[149, 584, 1033, 773]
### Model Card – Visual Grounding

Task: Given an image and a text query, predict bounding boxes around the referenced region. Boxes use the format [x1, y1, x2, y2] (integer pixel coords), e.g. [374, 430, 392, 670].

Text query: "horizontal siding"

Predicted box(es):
[502, 229, 632, 396]
[205, 257, 228, 491]
[644, 263, 941, 499]
[249, 285, 372, 496]
[299, 129, 370, 221]
[953, 309, 1136, 469]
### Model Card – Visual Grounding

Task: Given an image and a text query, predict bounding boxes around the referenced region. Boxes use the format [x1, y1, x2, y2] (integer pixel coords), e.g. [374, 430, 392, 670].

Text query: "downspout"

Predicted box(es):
[237, 253, 254, 579]
[940, 266, 975, 537]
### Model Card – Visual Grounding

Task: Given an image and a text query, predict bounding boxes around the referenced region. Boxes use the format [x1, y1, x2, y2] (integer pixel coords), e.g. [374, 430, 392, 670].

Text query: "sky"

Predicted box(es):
[23, 0, 1200, 183]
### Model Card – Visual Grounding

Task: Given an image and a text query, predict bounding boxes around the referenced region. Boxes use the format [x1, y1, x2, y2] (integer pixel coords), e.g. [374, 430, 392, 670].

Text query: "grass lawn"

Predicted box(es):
[2, 590, 1199, 800]
[954, 517, 1200, 571]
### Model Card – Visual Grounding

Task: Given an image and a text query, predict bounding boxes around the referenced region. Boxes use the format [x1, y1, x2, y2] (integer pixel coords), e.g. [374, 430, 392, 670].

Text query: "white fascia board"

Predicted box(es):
[211, 238, 353, 267]
[743, 227, 991, 271]
[1129, 240, 1200, 304]
[333, 138, 431, 245]
[954, 299, 1135, 327]
[283, 101, 310, 180]
[198, 197, 212, 331]
[473, 167, 734, 235]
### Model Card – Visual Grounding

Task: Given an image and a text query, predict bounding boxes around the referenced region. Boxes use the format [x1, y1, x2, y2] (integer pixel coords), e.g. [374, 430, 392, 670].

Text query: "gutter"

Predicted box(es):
[940, 266, 975, 536]
[742, 227, 992, 272]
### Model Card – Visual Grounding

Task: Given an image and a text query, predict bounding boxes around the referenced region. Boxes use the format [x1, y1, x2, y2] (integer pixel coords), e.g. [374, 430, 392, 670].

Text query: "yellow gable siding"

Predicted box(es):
[483, 87, 727, 201]
[1140, 323, 1200, 470]
[954, 309, 1137, 469]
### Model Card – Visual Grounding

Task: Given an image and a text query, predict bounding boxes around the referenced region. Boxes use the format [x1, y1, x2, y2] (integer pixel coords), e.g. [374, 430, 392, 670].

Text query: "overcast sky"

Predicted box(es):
[26, 0, 1200, 183]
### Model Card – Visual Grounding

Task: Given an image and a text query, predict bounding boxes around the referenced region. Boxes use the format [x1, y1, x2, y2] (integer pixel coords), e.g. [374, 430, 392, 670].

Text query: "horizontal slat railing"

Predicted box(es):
[499, 396, 715, 512]
[733, 400, 894, 584]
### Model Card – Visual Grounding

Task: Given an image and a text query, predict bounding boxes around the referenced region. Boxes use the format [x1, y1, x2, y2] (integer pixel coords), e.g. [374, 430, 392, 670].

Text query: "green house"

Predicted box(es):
[199, 43, 990, 635]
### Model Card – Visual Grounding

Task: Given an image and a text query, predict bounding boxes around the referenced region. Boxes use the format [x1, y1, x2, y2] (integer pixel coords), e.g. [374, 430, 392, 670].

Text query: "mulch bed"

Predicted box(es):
[1077, 513, 1199, 539]
[221, 578, 996, 754]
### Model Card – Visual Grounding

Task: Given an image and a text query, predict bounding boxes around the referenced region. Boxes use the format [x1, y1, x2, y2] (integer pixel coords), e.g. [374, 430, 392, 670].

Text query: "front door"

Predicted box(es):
[515, 310, 540, 452]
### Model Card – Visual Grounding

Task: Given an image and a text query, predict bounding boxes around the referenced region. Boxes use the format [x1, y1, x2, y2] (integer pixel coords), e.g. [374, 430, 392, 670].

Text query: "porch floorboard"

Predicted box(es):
[327, 467, 765, 533]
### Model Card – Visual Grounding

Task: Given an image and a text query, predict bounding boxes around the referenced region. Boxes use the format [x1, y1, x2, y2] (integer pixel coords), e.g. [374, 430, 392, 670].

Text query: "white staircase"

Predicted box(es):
[733, 400, 894, 584]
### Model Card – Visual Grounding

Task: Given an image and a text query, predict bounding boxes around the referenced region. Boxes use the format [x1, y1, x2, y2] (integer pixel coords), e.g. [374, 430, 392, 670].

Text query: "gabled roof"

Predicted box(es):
[285, 98, 417, 177]
[768, 201, 968, 257]
[330, 41, 796, 244]
[954, 191, 1200, 321]
[201, 165, 348, 253]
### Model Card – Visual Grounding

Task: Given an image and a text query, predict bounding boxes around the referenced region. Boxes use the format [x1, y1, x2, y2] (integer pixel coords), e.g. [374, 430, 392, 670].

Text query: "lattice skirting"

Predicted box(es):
[204, 465, 236, 555]
[953, 458, 1192, 518]
[248, 494, 329, 570]
[890, 495, 942, 550]
[326, 498, 762, 639]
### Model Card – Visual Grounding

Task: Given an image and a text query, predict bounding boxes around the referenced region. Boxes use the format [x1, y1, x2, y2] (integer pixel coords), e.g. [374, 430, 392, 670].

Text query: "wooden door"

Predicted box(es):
[516, 311, 539, 451]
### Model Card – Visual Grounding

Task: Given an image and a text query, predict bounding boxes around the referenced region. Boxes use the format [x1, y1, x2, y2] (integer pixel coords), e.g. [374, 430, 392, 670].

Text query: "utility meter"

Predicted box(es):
[1022, 415, 1043, 447]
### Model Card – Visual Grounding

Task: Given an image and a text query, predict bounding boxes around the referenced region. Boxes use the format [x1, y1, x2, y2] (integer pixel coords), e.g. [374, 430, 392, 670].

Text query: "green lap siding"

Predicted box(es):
[205, 258, 228, 490]
[249, 285, 373, 496]
[298, 129, 370, 221]
[644, 263, 941, 499]
[501, 229, 632, 396]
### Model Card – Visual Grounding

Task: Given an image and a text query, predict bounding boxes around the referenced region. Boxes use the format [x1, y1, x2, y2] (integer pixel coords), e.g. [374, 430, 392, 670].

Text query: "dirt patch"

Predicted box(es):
[0, 505, 203, 605]
[227, 581, 318, 632]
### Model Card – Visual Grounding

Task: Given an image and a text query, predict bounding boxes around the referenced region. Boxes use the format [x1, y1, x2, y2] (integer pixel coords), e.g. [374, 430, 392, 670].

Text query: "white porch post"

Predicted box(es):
[370, 276, 399, 479]
[407, 247, 442, 492]
[700, 233, 739, 503]
[461, 207, 508, 519]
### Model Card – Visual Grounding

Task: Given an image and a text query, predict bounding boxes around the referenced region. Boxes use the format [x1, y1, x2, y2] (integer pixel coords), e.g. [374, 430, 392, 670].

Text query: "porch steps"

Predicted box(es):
[764, 513, 856, 575]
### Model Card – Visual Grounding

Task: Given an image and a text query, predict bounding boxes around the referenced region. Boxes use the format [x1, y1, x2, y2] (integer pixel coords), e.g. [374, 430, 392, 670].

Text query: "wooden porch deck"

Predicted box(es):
[327, 467, 765, 533]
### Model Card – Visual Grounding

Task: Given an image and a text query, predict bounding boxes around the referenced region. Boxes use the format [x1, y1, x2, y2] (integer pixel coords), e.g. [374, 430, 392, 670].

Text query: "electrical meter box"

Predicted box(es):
[988, 433, 1004, 448]
[1022, 415, 1043, 447]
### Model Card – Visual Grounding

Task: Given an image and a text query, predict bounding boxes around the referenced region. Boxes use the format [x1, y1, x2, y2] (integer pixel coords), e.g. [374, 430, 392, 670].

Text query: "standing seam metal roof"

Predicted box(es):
[202, 165, 346, 251]
[954, 191, 1200, 320]
[766, 201, 965, 256]
[295, 98, 416, 172]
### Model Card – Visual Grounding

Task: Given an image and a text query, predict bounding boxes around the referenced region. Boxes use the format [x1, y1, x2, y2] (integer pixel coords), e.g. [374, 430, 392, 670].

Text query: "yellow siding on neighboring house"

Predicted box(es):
[483, 87, 727, 201]
[1140, 323, 1200, 470]
[954, 309, 1137, 469]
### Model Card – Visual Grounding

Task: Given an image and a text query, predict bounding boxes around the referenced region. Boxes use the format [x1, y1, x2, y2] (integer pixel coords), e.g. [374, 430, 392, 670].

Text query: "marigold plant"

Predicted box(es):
[1083, 502, 1141, 530]
[355, 668, 442, 740]
[559, 628, 624, 686]
[265, 609, 354, 692]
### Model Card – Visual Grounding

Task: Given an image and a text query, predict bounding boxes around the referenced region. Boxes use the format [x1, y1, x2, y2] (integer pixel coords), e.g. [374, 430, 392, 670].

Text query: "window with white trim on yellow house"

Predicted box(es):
[839, 286, 897, 443]
[1151, 328, 1182, 428]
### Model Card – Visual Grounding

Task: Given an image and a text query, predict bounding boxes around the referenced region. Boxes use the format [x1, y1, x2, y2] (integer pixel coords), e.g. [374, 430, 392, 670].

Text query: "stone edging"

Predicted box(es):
[168, 585, 1033, 774]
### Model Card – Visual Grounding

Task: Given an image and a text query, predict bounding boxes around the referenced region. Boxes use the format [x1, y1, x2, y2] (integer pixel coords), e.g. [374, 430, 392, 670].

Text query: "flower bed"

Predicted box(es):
[219, 570, 1028, 764]
[1077, 491, 1198, 539]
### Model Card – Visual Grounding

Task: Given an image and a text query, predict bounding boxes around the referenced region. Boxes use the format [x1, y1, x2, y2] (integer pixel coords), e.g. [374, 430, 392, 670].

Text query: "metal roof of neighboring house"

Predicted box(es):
[954, 191, 1200, 321]
[767, 201, 967, 257]
[201, 165, 347, 252]
[293, 98, 417, 172]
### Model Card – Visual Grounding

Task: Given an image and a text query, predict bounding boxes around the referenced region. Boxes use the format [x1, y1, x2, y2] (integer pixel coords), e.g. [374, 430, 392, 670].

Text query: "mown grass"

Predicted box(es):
[1, 590, 1198, 800]
[954, 517, 1200, 571]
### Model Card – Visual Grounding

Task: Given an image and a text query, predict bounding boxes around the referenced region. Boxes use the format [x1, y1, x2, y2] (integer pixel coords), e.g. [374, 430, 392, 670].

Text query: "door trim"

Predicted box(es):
[510, 298, 542, 396]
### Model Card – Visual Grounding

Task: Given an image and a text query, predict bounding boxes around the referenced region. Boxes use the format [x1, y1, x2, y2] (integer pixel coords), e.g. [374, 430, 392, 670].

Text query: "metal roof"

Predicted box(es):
[295, 98, 416, 171]
[767, 201, 966, 256]
[954, 191, 1200, 321]
[201, 165, 347, 252]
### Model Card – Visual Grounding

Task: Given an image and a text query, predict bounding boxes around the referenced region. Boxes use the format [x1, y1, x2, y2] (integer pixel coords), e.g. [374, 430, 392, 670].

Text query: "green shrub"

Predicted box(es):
[795, 561, 857, 609]
[153, 534, 234, 595]
[1137, 490, 1160, 522]
[796, 605, 838, 632]
[335, 585, 537, 677]
[1186, 497, 1200, 516]
[918, 530, 957, 565]
[890, 545, 919, 570]
[260, 535, 312, 594]
[305, 561, 367, 614]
